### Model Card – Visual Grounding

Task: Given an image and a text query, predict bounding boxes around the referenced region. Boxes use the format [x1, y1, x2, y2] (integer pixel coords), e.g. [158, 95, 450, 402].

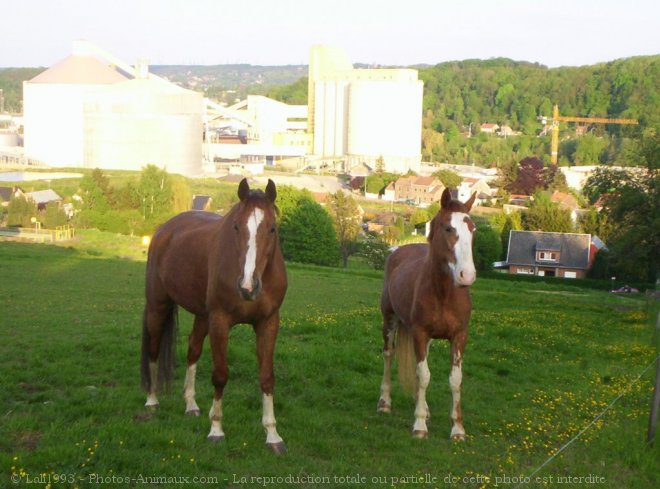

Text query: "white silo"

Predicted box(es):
[83, 76, 203, 176]
[346, 71, 423, 174]
[23, 46, 128, 167]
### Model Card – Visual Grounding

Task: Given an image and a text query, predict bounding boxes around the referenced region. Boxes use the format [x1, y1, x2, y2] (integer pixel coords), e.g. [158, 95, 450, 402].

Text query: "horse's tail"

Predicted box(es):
[140, 305, 178, 392]
[395, 323, 417, 396]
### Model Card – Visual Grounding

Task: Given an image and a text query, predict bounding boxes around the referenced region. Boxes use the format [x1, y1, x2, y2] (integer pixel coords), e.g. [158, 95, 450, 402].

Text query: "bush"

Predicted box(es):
[358, 234, 391, 270]
[279, 198, 339, 266]
[473, 222, 502, 271]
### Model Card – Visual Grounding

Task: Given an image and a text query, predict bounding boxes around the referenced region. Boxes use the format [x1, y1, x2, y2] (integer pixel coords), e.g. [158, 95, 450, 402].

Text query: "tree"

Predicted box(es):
[594, 160, 658, 281]
[327, 191, 361, 267]
[433, 169, 462, 189]
[510, 156, 546, 195]
[359, 234, 391, 270]
[275, 185, 314, 224]
[138, 165, 173, 221]
[410, 208, 429, 229]
[365, 174, 385, 195]
[279, 199, 339, 266]
[6, 196, 37, 227]
[521, 192, 574, 233]
[491, 211, 522, 259]
[78, 168, 111, 212]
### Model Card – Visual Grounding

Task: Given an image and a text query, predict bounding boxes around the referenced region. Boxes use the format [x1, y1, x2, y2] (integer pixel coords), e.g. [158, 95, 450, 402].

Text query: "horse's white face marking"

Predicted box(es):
[448, 212, 476, 286]
[241, 208, 264, 291]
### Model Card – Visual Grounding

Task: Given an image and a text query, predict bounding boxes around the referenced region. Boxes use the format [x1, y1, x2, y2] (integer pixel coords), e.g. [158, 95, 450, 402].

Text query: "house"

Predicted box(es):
[382, 182, 396, 202]
[504, 230, 593, 278]
[550, 190, 581, 222]
[456, 177, 493, 205]
[480, 123, 500, 134]
[24, 189, 62, 211]
[0, 186, 25, 207]
[394, 176, 444, 207]
[498, 125, 516, 137]
[192, 195, 213, 211]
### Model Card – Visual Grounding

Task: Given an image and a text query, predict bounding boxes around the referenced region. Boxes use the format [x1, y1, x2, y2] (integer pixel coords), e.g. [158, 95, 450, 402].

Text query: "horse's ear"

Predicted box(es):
[464, 191, 477, 212]
[238, 178, 250, 201]
[265, 179, 277, 203]
[427, 215, 436, 243]
[440, 187, 452, 209]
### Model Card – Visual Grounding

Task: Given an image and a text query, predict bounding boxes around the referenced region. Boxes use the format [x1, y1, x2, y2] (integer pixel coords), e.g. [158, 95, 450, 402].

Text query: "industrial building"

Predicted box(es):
[23, 41, 203, 176]
[308, 45, 424, 174]
[20, 42, 423, 178]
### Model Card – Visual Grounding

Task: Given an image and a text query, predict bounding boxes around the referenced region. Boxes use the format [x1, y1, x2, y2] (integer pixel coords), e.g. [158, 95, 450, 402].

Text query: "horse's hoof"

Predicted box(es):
[377, 399, 391, 413]
[412, 430, 428, 439]
[185, 409, 201, 417]
[451, 433, 466, 442]
[266, 441, 288, 454]
[207, 435, 225, 443]
[145, 403, 159, 412]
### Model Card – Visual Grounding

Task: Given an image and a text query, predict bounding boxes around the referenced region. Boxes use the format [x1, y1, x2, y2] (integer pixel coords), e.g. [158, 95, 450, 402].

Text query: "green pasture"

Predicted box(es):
[1, 241, 658, 488]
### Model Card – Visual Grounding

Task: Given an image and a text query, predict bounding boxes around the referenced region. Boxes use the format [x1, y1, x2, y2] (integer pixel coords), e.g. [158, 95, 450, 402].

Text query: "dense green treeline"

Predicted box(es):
[0, 67, 44, 113]
[419, 56, 659, 166]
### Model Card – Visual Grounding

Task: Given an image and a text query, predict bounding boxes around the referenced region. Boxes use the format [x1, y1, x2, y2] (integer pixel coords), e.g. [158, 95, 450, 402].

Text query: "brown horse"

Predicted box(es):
[140, 178, 288, 453]
[378, 188, 477, 440]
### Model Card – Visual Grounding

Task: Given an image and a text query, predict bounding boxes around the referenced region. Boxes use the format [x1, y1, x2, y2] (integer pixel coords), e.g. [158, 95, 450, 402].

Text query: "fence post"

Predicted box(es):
[648, 309, 660, 445]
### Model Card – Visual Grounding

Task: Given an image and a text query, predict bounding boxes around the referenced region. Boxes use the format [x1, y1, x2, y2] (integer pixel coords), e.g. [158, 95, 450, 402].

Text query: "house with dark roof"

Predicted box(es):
[192, 195, 213, 211]
[25, 189, 62, 211]
[504, 230, 593, 278]
[0, 186, 25, 207]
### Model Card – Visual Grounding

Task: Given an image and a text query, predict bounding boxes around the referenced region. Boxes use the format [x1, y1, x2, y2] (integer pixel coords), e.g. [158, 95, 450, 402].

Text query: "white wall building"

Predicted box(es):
[309, 45, 424, 174]
[23, 41, 203, 176]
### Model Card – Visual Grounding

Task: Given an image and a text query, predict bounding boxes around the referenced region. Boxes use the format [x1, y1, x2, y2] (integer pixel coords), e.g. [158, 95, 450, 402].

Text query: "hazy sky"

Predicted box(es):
[2, 0, 659, 68]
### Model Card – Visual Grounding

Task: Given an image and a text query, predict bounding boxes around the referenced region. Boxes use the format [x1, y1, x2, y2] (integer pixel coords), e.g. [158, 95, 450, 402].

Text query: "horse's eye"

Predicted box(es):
[445, 226, 453, 233]
[270, 226, 276, 234]
[233, 223, 239, 231]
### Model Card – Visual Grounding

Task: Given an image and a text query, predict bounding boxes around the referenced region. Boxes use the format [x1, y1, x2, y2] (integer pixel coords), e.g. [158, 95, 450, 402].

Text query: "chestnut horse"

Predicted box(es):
[378, 188, 477, 440]
[140, 178, 288, 453]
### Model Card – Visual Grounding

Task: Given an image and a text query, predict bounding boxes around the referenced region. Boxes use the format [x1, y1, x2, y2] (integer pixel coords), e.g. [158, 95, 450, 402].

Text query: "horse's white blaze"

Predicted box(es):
[449, 212, 476, 286]
[183, 362, 199, 413]
[413, 359, 431, 433]
[262, 394, 283, 444]
[241, 208, 264, 291]
[208, 398, 225, 439]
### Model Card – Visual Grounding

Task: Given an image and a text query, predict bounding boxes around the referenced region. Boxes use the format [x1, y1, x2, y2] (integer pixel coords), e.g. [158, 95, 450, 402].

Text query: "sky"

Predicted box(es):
[2, 0, 659, 68]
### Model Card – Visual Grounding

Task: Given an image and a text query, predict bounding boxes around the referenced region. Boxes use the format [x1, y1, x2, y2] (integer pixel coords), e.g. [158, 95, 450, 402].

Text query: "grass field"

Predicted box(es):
[1, 240, 658, 488]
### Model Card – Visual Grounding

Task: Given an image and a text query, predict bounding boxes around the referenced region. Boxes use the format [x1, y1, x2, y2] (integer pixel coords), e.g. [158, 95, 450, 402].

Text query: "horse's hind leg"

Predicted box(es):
[141, 302, 173, 409]
[183, 315, 208, 416]
[377, 312, 397, 413]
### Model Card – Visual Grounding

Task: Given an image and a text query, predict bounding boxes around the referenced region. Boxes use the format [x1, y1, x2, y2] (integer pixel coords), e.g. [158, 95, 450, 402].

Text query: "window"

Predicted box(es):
[537, 251, 558, 262]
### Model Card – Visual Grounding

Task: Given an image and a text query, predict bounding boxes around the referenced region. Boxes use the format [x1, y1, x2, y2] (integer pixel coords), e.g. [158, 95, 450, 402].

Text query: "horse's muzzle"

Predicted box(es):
[238, 277, 262, 301]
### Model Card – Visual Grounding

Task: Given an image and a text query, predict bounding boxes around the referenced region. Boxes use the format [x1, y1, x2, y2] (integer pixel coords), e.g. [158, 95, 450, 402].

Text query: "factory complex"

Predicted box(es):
[3, 42, 423, 178]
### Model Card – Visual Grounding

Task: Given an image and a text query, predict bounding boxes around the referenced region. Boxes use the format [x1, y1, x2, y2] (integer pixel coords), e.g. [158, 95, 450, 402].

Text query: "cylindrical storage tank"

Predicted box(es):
[313, 80, 348, 157]
[347, 78, 423, 173]
[84, 79, 203, 176]
[0, 131, 19, 147]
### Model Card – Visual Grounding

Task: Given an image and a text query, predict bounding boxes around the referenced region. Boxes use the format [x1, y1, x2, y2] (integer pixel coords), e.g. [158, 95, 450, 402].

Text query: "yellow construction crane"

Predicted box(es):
[541, 105, 638, 164]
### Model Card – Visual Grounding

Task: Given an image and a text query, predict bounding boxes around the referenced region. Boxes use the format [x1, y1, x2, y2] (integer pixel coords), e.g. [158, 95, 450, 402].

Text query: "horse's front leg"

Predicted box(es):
[412, 329, 431, 438]
[255, 312, 286, 454]
[207, 314, 230, 442]
[449, 330, 467, 441]
[183, 315, 208, 416]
